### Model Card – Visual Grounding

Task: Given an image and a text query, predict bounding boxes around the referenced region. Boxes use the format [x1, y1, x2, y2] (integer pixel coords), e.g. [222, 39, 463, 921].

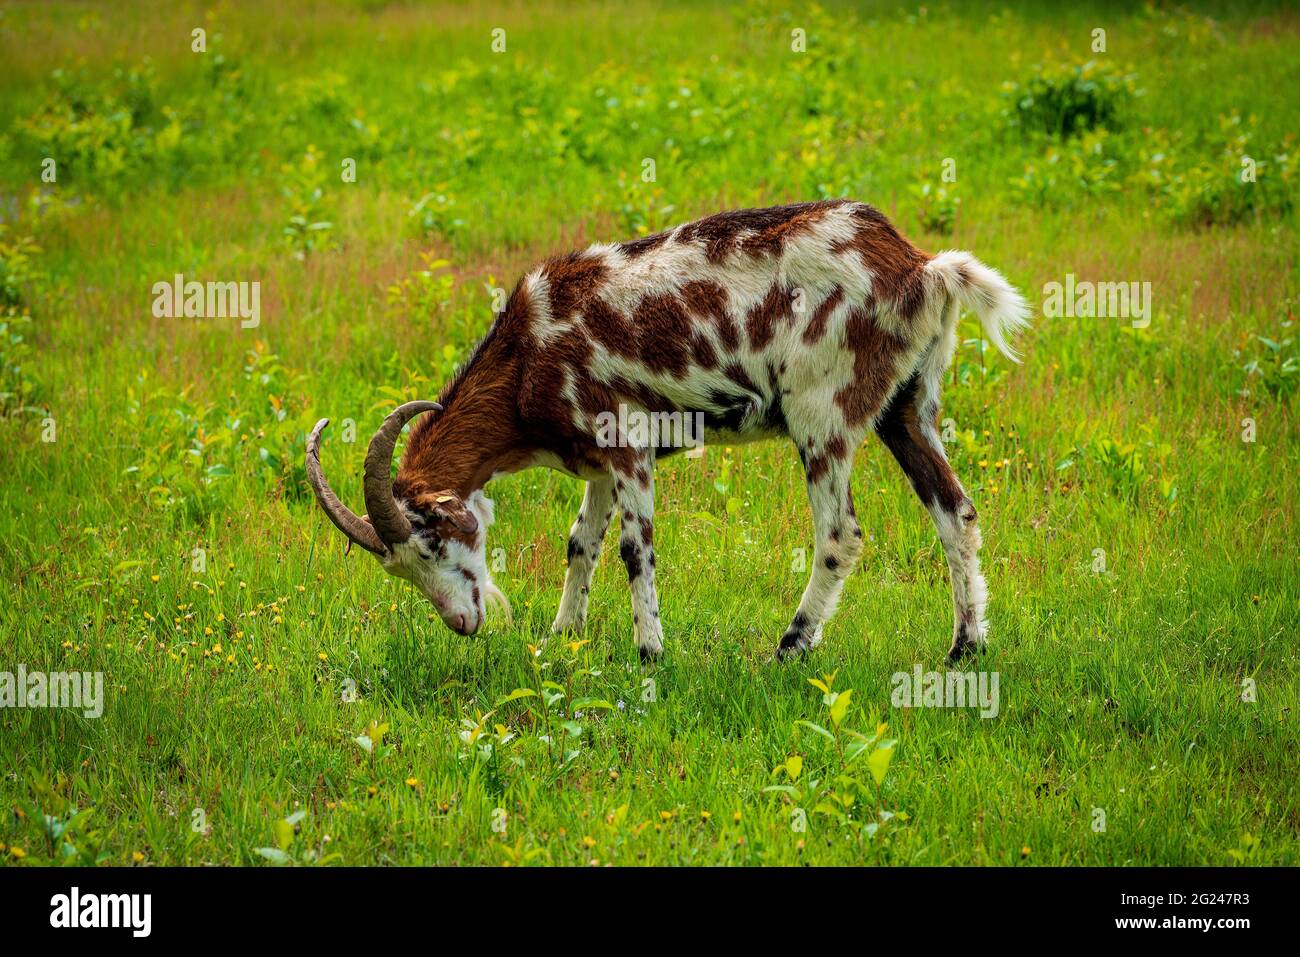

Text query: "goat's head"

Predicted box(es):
[305, 401, 509, 635]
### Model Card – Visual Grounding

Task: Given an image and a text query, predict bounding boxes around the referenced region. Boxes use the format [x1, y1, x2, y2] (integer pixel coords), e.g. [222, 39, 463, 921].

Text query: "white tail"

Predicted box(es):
[925, 250, 1032, 362]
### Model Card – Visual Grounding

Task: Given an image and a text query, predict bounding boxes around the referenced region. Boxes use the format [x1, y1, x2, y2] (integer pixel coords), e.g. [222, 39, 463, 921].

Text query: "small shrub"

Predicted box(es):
[281, 146, 335, 259]
[1239, 320, 1299, 400]
[1004, 60, 1140, 138]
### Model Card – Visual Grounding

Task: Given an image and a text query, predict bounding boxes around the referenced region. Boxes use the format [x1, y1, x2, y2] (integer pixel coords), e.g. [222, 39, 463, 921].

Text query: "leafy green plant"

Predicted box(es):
[281, 146, 335, 259]
[1004, 60, 1140, 138]
[765, 671, 904, 837]
[12, 776, 111, 866]
[910, 180, 960, 235]
[0, 308, 39, 417]
[0, 225, 43, 310]
[254, 809, 340, 866]
[1240, 323, 1299, 399]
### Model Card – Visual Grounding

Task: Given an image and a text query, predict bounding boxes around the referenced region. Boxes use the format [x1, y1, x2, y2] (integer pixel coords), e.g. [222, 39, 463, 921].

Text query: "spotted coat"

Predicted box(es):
[390, 199, 1030, 661]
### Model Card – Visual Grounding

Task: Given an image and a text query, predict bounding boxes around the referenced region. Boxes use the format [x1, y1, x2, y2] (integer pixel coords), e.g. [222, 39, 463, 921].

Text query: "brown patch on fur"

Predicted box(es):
[690, 332, 718, 369]
[802, 285, 844, 345]
[679, 201, 847, 264]
[805, 448, 831, 485]
[875, 375, 966, 511]
[745, 282, 794, 350]
[832, 205, 931, 321]
[632, 293, 693, 378]
[583, 295, 639, 359]
[826, 434, 848, 459]
[833, 306, 910, 427]
[681, 279, 738, 350]
[619, 231, 670, 258]
[543, 251, 609, 320]
[740, 202, 836, 257]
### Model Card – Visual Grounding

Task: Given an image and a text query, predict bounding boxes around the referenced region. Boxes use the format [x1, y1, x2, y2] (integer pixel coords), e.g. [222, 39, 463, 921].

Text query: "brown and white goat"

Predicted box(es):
[306, 200, 1029, 661]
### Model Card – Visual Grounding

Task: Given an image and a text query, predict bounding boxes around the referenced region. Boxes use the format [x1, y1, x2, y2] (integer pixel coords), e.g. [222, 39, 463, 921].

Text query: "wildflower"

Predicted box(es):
[9, 847, 25, 859]
[700, 810, 712, 822]
[318, 652, 328, 662]
[132, 851, 145, 863]
[405, 777, 419, 788]
[582, 835, 596, 848]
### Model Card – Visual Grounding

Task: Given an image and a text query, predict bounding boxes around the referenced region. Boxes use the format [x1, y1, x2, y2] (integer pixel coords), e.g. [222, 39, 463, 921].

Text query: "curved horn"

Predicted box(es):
[306, 418, 388, 556]
[363, 400, 443, 546]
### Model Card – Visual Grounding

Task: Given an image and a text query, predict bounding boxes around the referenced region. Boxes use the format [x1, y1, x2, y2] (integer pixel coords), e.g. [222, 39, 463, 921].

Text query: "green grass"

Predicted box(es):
[0, 0, 1296, 866]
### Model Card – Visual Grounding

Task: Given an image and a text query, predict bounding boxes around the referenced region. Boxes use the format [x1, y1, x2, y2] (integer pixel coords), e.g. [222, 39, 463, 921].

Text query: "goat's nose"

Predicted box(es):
[453, 613, 466, 633]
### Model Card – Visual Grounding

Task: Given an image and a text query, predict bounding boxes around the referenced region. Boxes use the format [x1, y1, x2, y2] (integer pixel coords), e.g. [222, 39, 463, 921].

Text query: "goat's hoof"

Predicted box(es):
[637, 644, 662, 664]
[946, 624, 986, 663]
[776, 614, 821, 662]
[775, 633, 809, 662]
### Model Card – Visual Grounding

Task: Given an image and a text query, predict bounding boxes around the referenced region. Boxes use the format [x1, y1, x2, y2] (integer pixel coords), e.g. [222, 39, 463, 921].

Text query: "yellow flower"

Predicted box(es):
[659, 810, 674, 821]
[1020, 845, 1031, 859]
[732, 811, 742, 823]
[132, 851, 145, 863]
[9, 847, 25, 859]
[581, 835, 596, 848]
[150, 575, 160, 583]
[405, 777, 419, 788]
[367, 785, 378, 796]
[700, 810, 712, 821]
[318, 652, 328, 662]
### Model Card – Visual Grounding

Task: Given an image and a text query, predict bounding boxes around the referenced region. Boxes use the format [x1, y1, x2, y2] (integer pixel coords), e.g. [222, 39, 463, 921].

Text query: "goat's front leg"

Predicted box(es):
[876, 374, 987, 662]
[553, 477, 616, 634]
[777, 437, 865, 660]
[610, 454, 663, 661]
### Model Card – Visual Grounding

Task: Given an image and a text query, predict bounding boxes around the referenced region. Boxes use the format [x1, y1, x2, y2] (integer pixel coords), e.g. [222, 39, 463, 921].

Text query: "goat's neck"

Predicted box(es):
[395, 363, 527, 499]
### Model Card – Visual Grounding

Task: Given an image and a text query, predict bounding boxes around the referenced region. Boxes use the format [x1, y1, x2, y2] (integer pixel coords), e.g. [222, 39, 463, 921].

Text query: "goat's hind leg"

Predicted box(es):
[553, 477, 616, 634]
[876, 374, 988, 662]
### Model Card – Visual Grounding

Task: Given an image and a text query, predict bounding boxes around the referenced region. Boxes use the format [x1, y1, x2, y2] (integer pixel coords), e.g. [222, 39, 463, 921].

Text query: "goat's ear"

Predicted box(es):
[412, 490, 479, 535]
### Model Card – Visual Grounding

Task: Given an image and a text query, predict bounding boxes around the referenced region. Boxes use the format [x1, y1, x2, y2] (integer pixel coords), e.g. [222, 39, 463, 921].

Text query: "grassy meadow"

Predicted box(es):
[0, 0, 1297, 866]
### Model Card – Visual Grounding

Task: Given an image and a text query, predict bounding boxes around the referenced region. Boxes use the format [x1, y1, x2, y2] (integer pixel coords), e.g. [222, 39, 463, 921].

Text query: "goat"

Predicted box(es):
[306, 200, 1030, 661]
